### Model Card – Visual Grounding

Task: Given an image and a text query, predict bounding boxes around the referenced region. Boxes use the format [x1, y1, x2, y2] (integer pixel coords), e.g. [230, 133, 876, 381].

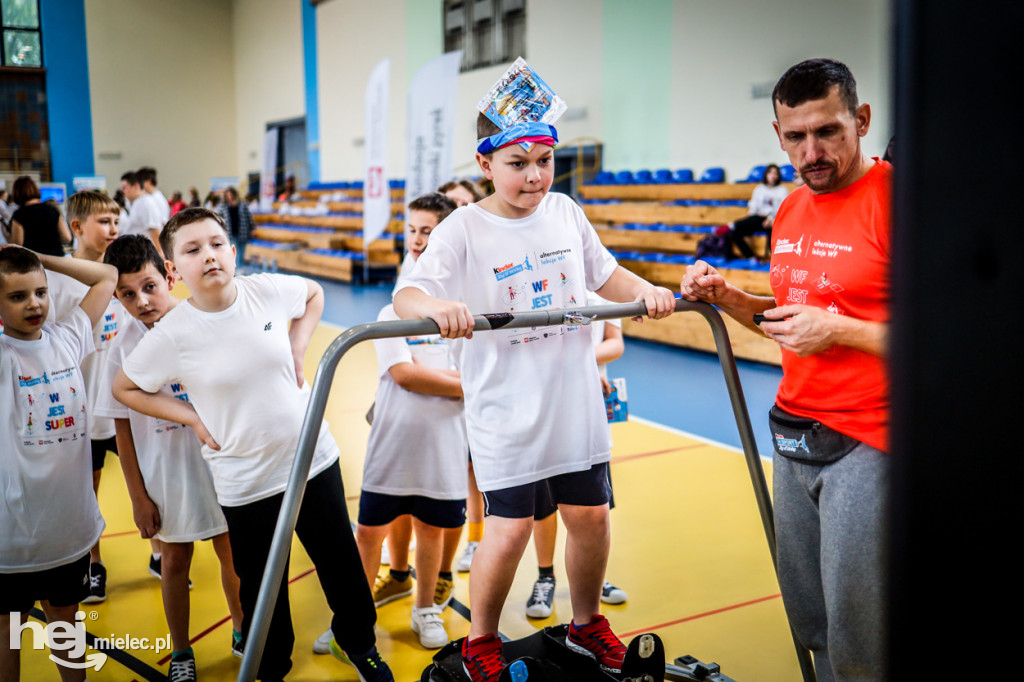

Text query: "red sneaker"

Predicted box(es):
[462, 633, 506, 682]
[566, 615, 627, 673]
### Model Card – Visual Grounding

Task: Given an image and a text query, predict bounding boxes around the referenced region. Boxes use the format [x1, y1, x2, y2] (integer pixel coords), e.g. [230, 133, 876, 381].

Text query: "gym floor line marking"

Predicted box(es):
[101, 529, 143, 539]
[28, 607, 167, 682]
[156, 567, 319, 666]
[610, 443, 705, 464]
[620, 593, 783, 638]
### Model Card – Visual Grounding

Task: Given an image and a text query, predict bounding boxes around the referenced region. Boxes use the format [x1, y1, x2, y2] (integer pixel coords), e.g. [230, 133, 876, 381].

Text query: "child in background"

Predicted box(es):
[526, 291, 628, 619]
[112, 208, 392, 682]
[46, 190, 125, 603]
[0, 245, 116, 681]
[357, 192, 467, 649]
[95, 235, 244, 681]
[394, 102, 675, 679]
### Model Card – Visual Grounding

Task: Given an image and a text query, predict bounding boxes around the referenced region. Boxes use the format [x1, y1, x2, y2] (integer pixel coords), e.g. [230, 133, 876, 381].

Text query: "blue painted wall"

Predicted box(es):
[39, 0, 94, 187]
[302, 0, 320, 184]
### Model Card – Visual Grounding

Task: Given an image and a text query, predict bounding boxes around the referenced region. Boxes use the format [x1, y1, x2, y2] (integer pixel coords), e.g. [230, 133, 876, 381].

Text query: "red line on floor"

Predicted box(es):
[157, 567, 320, 665]
[101, 529, 141, 539]
[621, 593, 783, 638]
[611, 443, 705, 464]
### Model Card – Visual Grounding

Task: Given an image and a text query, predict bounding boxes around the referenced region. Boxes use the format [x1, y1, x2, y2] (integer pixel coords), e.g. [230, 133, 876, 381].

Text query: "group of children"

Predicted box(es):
[1, 77, 676, 682]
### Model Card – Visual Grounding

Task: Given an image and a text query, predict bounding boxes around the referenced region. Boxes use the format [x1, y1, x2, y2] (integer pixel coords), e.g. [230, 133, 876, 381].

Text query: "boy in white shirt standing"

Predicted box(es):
[395, 62, 675, 681]
[0, 245, 116, 682]
[95, 234, 244, 682]
[112, 208, 392, 682]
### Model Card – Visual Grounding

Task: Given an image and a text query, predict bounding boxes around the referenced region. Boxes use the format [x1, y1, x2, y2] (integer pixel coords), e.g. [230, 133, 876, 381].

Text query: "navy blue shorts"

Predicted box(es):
[483, 462, 612, 520]
[91, 436, 118, 471]
[0, 553, 91, 613]
[358, 491, 467, 529]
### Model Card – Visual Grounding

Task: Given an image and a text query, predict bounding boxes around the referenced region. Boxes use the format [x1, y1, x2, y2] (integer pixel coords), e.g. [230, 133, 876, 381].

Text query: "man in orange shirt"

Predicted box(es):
[682, 58, 889, 682]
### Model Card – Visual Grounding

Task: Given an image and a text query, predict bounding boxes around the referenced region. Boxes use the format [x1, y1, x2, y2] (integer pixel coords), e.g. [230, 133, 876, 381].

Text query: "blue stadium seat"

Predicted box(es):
[614, 170, 634, 185]
[593, 171, 614, 185]
[741, 165, 766, 183]
[780, 164, 796, 182]
[653, 169, 672, 184]
[699, 167, 725, 183]
[634, 169, 653, 184]
[672, 169, 694, 183]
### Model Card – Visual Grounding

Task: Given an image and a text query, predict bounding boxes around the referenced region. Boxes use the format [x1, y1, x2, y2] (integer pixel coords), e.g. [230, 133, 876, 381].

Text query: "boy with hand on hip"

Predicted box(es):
[94, 234, 244, 681]
[394, 60, 675, 681]
[112, 208, 392, 682]
[0, 245, 116, 681]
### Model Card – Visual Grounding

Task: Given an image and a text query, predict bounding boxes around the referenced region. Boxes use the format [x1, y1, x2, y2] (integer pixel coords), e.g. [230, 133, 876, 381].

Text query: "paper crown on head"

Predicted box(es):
[476, 57, 567, 154]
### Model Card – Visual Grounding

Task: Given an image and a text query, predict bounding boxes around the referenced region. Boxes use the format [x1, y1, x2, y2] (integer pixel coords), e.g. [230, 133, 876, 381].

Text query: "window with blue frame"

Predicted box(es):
[1, 0, 42, 67]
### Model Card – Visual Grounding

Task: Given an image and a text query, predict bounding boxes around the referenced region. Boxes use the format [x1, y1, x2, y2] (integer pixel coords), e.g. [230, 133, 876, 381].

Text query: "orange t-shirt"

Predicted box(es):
[769, 160, 891, 452]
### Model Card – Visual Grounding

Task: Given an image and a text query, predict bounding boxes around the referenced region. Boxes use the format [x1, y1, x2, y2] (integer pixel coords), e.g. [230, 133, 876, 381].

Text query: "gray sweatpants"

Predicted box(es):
[773, 441, 889, 682]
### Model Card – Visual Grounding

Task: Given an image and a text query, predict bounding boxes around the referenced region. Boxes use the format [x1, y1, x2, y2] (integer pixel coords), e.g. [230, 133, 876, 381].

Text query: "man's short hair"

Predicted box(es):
[0, 246, 44, 287]
[438, 179, 485, 203]
[11, 176, 40, 206]
[104, 234, 167, 278]
[136, 166, 157, 187]
[121, 171, 140, 187]
[66, 190, 120, 225]
[408, 193, 458, 224]
[772, 58, 859, 117]
[476, 113, 501, 143]
[159, 207, 228, 258]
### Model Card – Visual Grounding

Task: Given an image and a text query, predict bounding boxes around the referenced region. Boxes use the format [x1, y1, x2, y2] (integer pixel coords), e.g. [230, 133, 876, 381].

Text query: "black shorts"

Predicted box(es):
[0, 553, 91, 613]
[534, 466, 616, 520]
[91, 436, 118, 471]
[484, 462, 612, 520]
[358, 491, 467, 529]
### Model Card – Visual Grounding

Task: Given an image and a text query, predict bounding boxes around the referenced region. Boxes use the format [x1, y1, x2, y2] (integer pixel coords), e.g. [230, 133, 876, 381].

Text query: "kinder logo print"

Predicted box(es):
[774, 432, 810, 454]
[775, 235, 804, 257]
[492, 255, 534, 281]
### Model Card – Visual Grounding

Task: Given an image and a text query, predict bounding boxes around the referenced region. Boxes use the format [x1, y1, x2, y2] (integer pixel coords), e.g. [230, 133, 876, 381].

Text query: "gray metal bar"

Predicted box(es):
[237, 298, 813, 682]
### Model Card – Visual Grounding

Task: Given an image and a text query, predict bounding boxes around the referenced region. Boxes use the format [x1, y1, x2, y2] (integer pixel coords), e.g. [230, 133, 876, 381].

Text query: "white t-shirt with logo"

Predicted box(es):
[397, 193, 618, 491]
[94, 316, 228, 542]
[121, 273, 339, 506]
[0, 308, 106, 572]
[363, 304, 468, 499]
[48, 271, 124, 440]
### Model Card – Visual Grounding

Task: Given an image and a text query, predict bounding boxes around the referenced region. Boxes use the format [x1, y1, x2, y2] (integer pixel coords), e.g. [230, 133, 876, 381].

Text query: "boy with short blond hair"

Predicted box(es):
[48, 190, 126, 603]
[0, 245, 116, 682]
[95, 234, 243, 681]
[394, 66, 675, 679]
[112, 208, 392, 681]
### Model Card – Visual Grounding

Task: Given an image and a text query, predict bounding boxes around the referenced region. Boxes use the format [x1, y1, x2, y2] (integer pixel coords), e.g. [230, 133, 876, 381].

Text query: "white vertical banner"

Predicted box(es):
[259, 127, 279, 212]
[406, 50, 462, 208]
[363, 58, 391, 248]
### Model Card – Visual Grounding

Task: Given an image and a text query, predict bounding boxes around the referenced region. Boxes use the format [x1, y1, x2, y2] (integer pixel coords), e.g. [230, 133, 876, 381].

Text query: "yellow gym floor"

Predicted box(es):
[17, 322, 801, 681]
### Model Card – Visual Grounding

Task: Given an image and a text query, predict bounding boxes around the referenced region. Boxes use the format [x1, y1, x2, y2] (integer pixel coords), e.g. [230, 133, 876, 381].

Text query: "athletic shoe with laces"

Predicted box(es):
[312, 627, 333, 654]
[566, 614, 627, 673]
[231, 631, 244, 658]
[82, 562, 106, 604]
[600, 580, 628, 605]
[462, 633, 506, 682]
[456, 541, 479, 572]
[148, 555, 193, 589]
[372, 573, 414, 607]
[329, 640, 395, 682]
[525, 575, 555, 619]
[411, 605, 448, 649]
[168, 652, 197, 682]
[434, 576, 455, 609]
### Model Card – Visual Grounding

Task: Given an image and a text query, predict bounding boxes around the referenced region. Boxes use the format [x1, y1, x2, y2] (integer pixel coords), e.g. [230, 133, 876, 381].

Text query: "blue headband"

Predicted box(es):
[477, 121, 559, 154]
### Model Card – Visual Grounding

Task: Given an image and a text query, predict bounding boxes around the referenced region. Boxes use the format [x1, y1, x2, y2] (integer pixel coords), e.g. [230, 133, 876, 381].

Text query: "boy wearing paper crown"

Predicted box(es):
[395, 59, 675, 681]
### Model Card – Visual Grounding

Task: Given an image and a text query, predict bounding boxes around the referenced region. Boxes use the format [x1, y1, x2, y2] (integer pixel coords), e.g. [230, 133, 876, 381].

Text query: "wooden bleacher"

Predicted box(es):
[580, 177, 797, 365]
[248, 182, 405, 283]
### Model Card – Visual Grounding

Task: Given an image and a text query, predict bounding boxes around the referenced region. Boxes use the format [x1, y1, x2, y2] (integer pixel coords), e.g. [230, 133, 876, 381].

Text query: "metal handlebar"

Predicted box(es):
[237, 298, 815, 682]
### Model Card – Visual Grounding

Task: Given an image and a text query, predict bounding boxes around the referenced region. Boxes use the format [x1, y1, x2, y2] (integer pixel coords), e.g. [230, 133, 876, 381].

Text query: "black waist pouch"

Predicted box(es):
[769, 405, 860, 464]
